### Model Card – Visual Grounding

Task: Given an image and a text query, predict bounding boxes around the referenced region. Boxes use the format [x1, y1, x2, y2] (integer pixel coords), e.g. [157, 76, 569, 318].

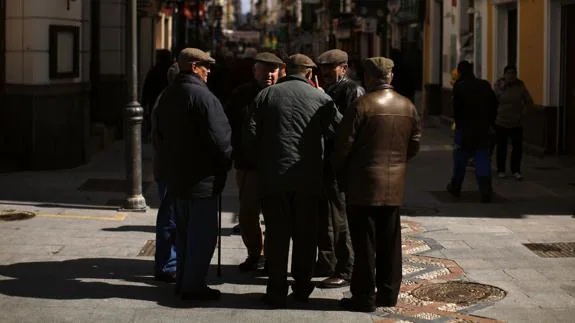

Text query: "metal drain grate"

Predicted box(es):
[78, 178, 152, 193]
[411, 281, 506, 306]
[138, 240, 155, 256]
[523, 242, 575, 258]
[0, 210, 36, 221]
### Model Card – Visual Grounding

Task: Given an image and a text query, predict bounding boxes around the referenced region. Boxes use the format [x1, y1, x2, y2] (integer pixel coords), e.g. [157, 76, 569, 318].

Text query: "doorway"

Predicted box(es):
[0, 0, 4, 92]
[562, 4, 575, 153]
[494, 2, 517, 78]
[507, 8, 518, 66]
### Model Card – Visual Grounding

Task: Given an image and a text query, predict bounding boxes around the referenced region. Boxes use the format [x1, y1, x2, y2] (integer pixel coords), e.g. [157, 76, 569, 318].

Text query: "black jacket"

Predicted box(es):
[225, 80, 263, 170]
[452, 75, 498, 150]
[152, 73, 232, 199]
[245, 75, 342, 196]
[324, 77, 365, 115]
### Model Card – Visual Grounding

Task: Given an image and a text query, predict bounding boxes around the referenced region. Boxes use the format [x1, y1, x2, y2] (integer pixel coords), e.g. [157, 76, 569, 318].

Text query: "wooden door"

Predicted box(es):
[563, 5, 575, 153]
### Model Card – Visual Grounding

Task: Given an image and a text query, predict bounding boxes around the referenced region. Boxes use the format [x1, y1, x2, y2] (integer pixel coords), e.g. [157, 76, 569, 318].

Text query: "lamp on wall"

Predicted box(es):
[67, 0, 77, 11]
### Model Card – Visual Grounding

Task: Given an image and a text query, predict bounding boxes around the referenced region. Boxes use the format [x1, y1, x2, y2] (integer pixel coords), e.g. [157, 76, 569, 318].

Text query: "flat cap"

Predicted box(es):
[286, 53, 317, 68]
[363, 57, 394, 77]
[316, 49, 348, 65]
[177, 48, 215, 69]
[254, 52, 284, 66]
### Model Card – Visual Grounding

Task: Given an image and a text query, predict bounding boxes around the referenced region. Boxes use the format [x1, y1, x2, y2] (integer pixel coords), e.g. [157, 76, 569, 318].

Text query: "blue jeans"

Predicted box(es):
[451, 130, 492, 194]
[154, 182, 177, 274]
[174, 196, 219, 293]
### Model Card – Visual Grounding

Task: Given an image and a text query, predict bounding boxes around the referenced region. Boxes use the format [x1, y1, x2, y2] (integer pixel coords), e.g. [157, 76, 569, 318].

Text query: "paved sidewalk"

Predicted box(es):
[0, 126, 574, 322]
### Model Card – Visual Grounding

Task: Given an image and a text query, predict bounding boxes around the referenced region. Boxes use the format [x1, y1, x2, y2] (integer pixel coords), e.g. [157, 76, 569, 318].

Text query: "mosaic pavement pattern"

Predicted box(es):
[368, 220, 506, 323]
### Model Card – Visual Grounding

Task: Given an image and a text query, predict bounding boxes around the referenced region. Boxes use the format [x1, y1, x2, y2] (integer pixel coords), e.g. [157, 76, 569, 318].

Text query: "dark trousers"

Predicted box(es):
[347, 205, 402, 307]
[154, 182, 177, 274]
[236, 170, 263, 258]
[261, 192, 319, 300]
[174, 196, 218, 293]
[450, 148, 492, 195]
[317, 181, 353, 279]
[495, 125, 523, 174]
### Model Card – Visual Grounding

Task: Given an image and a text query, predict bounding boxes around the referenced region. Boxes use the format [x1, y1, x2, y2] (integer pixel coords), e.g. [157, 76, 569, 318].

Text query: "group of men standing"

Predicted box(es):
[150, 46, 421, 312]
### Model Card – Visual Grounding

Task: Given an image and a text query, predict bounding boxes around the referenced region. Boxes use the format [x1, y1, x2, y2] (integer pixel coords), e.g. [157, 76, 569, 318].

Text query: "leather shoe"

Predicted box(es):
[318, 276, 350, 289]
[340, 297, 376, 312]
[154, 271, 176, 283]
[181, 287, 221, 301]
[238, 256, 265, 272]
[261, 293, 287, 309]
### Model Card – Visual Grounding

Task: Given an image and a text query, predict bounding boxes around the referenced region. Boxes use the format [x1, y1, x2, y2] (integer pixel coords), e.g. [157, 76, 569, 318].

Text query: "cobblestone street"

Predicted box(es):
[0, 126, 574, 322]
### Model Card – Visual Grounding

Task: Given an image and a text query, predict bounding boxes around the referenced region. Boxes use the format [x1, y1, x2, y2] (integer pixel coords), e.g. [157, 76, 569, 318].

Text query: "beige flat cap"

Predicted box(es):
[363, 57, 394, 77]
[286, 53, 317, 68]
[177, 48, 215, 70]
[316, 49, 348, 65]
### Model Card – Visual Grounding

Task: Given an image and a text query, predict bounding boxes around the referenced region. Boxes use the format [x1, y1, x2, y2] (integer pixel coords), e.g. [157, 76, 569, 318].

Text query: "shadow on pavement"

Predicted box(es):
[0, 258, 341, 311]
[101, 225, 240, 237]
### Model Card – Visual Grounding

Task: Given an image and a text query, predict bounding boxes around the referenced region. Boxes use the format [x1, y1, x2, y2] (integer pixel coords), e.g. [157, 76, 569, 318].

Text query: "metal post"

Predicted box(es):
[122, 0, 147, 212]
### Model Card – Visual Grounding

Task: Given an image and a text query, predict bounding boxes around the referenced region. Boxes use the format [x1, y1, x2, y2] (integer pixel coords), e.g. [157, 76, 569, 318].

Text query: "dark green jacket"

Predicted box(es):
[244, 75, 342, 197]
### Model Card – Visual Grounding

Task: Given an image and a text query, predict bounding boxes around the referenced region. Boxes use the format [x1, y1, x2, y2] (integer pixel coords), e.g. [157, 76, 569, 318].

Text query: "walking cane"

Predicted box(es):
[217, 193, 223, 277]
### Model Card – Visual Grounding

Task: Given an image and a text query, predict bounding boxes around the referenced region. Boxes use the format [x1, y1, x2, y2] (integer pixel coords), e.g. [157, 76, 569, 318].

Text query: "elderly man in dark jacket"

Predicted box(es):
[314, 49, 365, 288]
[245, 54, 342, 308]
[225, 52, 284, 272]
[447, 61, 498, 203]
[333, 57, 421, 312]
[153, 48, 232, 301]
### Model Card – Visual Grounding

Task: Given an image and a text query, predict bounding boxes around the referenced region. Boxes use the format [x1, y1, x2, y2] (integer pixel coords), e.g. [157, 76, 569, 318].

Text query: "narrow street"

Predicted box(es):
[0, 125, 574, 323]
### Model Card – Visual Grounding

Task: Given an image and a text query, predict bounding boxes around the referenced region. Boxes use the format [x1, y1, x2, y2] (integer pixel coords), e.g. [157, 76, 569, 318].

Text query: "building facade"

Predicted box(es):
[0, 0, 166, 171]
[423, 0, 575, 156]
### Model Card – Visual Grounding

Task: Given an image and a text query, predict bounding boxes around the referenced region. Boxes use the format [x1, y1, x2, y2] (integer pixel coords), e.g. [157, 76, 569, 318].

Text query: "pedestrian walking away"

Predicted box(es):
[314, 49, 365, 288]
[332, 57, 421, 312]
[153, 47, 232, 301]
[446, 61, 498, 203]
[244, 53, 342, 308]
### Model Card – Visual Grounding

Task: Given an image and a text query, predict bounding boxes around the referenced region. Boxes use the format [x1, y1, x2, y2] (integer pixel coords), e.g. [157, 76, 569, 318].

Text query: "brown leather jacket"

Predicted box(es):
[332, 84, 421, 206]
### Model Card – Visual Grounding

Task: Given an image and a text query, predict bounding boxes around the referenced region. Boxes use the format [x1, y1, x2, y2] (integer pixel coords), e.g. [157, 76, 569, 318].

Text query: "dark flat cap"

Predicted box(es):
[255, 52, 284, 66]
[178, 48, 215, 69]
[316, 49, 348, 65]
[363, 57, 394, 77]
[286, 53, 317, 68]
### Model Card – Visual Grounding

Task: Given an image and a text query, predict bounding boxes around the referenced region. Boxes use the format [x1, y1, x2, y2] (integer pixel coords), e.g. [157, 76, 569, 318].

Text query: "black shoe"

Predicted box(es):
[289, 292, 309, 303]
[232, 224, 241, 234]
[446, 182, 461, 198]
[181, 287, 221, 301]
[318, 276, 350, 289]
[261, 293, 287, 309]
[376, 294, 397, 307]
[154, 271, 176, 283]
[480, 194, 492, 203]
[239, 256, 265, 272]
[340, 297, 376, 312]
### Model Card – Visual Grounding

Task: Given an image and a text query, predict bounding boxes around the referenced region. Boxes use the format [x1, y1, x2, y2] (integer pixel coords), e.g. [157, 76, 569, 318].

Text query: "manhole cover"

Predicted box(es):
[411, 281, 506, 306]
[0, 210, 36, 221]
[523, 242, 575, 258]
[138, 240, 155, 256]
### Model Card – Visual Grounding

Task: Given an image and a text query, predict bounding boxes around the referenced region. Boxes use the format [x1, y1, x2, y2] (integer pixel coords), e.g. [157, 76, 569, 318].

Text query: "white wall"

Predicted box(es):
[5, 0, 84, 84]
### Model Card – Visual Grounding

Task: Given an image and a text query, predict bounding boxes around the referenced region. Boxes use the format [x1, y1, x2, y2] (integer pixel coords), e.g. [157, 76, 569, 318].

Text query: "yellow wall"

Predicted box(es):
[518, 0, 545, 105]
[486, 3, 493, 83]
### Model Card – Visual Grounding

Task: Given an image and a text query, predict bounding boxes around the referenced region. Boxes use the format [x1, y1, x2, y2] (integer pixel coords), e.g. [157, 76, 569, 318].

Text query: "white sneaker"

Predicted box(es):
[513, 173, 524, 181]
[498, 172, 506, 179]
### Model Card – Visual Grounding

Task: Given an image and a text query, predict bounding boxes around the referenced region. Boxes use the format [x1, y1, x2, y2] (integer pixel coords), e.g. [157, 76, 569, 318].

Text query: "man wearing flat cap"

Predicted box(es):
[224, 52, 284, 273]
[315, 49, 365, 289]
[244, 53, 342, 308]
[332, 57, 421, 312]
[153, 47, 232, 301]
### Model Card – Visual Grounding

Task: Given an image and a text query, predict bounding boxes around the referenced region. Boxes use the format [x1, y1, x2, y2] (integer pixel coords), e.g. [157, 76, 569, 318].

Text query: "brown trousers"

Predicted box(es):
[236, 169, 264, 258]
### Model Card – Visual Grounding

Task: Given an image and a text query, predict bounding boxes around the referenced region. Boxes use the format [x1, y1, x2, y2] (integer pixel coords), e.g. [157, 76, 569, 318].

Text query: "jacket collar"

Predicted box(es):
[177, 72, 207, 87]
[280, 74, 311, 85]
[368, 83, 394, 93]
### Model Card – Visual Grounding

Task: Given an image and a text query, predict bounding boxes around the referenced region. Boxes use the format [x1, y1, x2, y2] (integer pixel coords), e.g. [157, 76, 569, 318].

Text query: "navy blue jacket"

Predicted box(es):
[152, 73, 232, 199]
